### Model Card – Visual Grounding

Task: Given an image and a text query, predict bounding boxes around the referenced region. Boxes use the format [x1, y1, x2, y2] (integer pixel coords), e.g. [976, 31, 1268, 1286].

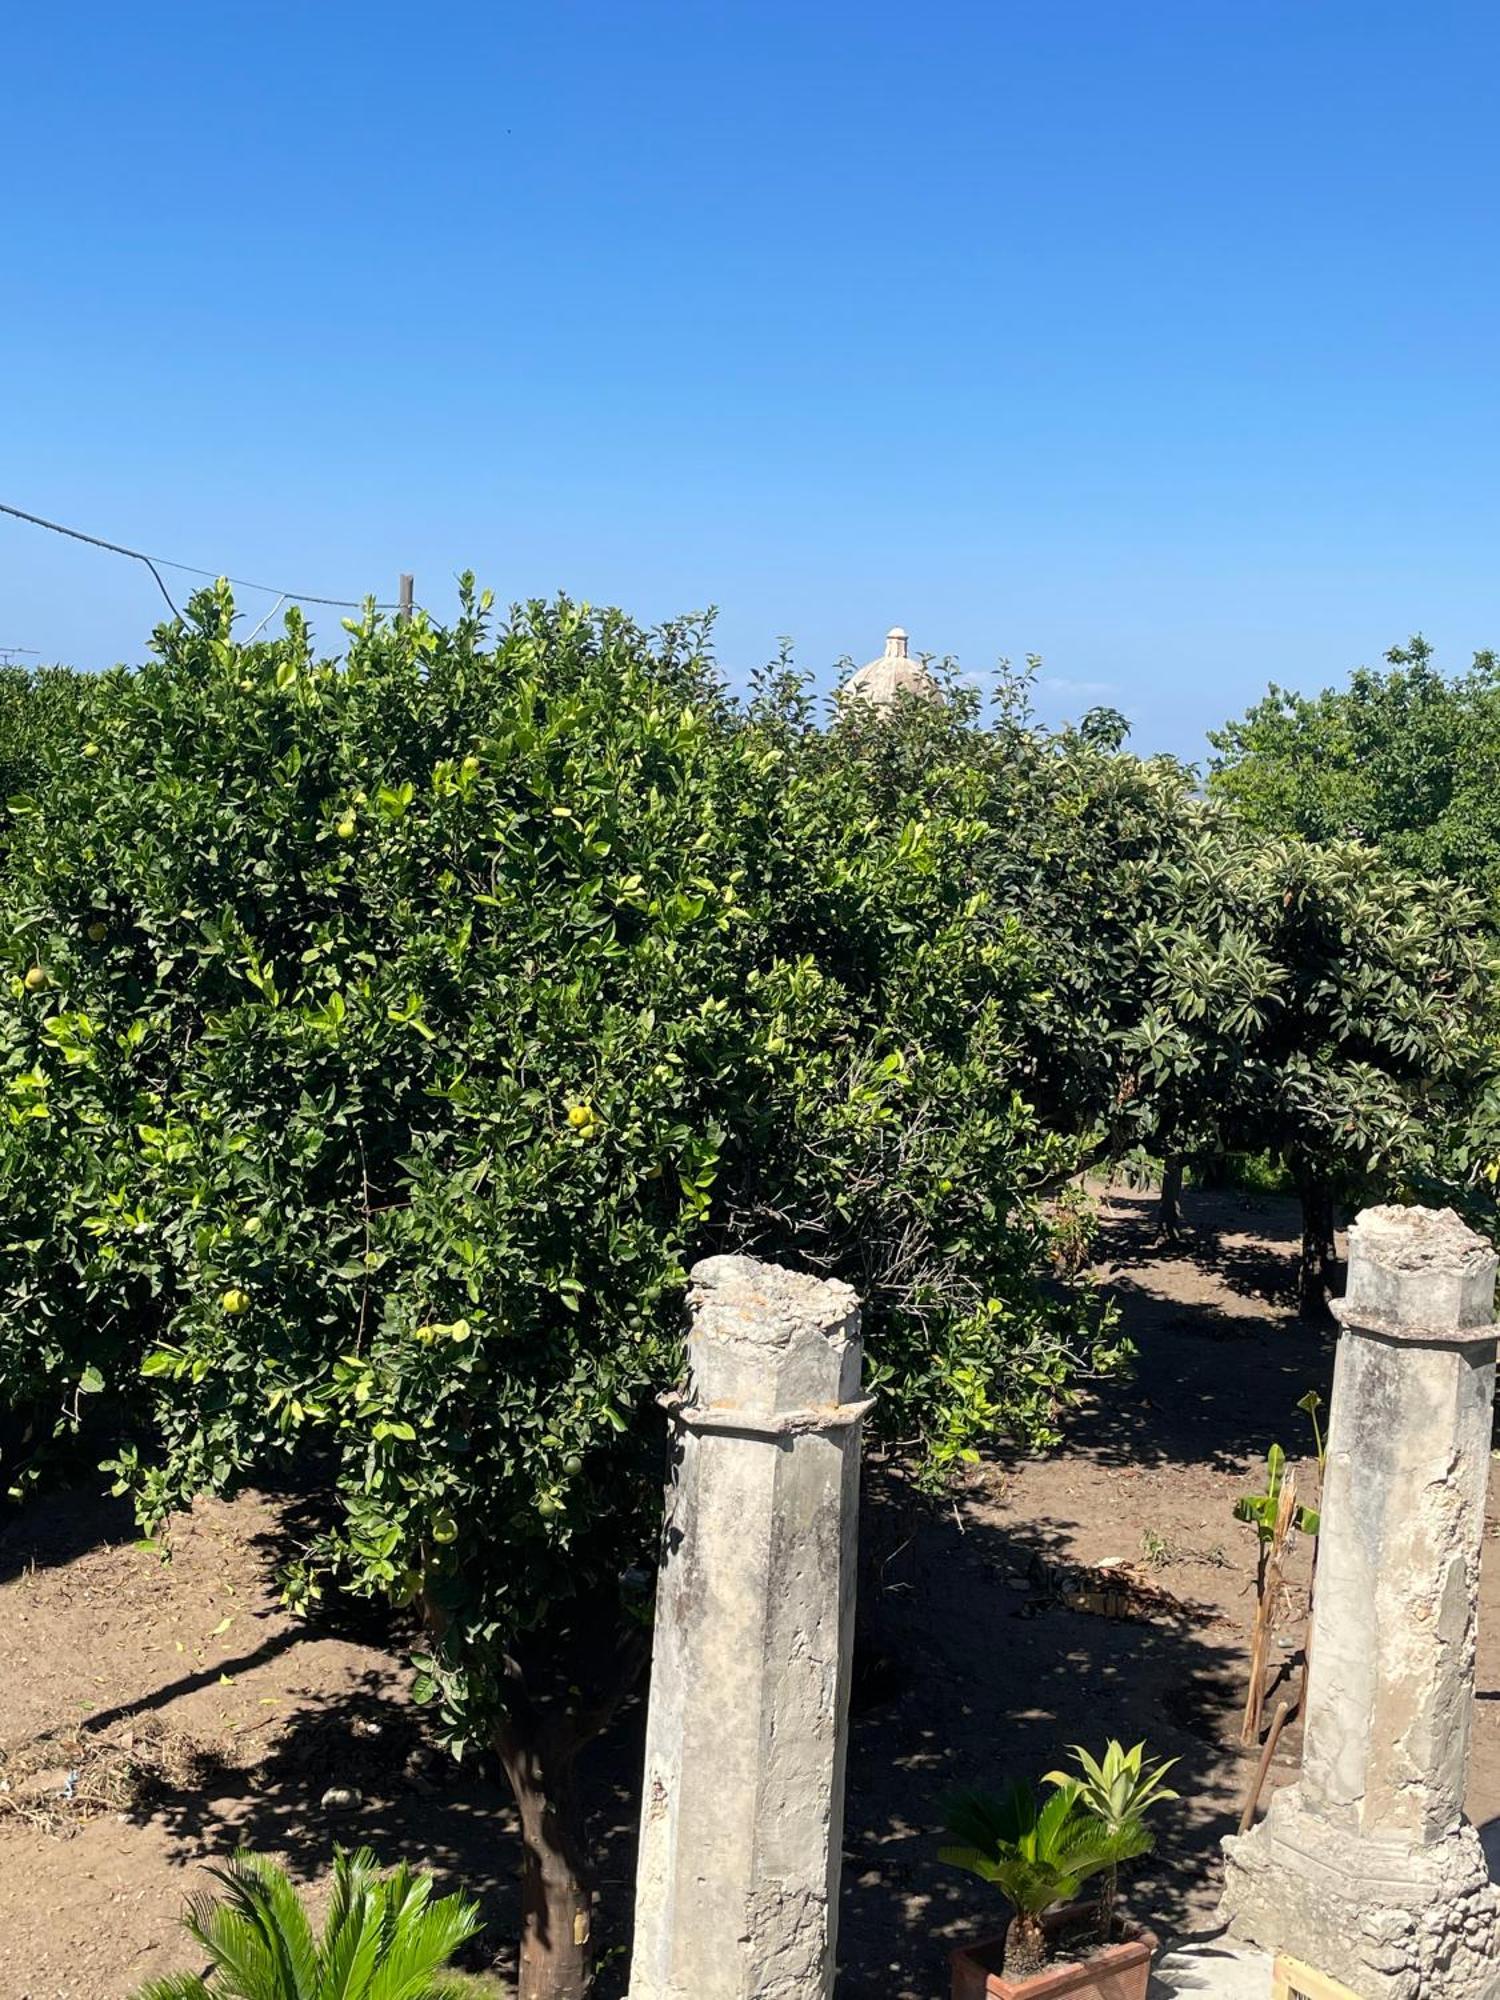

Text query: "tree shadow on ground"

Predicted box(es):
[0, 1182, 1408, 1995]
[1067, 1189, 1337, 1475]
[118, 1642, 647, 1991]
[0, 1482, 135, 1586]
[1095, 1186, 1346, 1318]
[1062, 1290, 1333, 1476]
[80, 1479, 652, 1991]
[837, 1471, 1260, 2000]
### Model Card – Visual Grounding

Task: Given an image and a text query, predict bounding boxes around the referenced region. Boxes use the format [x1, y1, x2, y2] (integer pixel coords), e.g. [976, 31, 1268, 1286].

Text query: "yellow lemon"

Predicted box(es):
[336, 815, 356, 838]
[566, 1102, 593, 1128]
[221, 1287, 251, 1315]
[23, 966, 47, 992]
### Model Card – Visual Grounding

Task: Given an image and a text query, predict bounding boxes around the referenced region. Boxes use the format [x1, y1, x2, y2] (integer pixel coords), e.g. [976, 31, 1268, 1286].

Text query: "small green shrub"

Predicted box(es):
[128, 1847, 481, 1999]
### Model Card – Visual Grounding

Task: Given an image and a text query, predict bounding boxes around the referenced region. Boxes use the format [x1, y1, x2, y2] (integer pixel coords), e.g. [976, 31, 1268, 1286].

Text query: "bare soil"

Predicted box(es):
[840, 1184, 1500, 1996]
[0, 1184, 1494, 1998]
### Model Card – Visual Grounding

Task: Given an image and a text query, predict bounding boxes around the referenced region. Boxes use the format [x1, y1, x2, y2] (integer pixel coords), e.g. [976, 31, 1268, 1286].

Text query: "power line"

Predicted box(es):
[0, 499, 403, 619]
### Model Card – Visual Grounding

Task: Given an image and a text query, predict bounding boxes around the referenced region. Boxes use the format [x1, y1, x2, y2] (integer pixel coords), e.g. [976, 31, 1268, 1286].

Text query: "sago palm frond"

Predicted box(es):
[940, 1777, 1137, 1917]
[129, 1848, 483, 2000]
[183, 1853, 320, 1999]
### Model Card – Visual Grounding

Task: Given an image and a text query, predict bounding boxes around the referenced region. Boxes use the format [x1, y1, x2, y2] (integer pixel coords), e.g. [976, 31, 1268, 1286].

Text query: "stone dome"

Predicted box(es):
[840, 627, 940, 711]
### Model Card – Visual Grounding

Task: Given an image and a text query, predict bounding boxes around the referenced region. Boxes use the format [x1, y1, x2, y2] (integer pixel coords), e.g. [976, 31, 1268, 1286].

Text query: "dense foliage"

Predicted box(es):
[0, 663, 94, 852]
[0, 586, 1116, 1996]
[1208, 638, 1500, 906]
[4, 602, 1497, 1996]
[858, 680, 1500, 1302]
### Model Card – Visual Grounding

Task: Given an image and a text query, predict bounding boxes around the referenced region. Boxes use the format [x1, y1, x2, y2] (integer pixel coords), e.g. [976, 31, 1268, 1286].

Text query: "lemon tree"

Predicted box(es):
[0, 583, 1113, 2000]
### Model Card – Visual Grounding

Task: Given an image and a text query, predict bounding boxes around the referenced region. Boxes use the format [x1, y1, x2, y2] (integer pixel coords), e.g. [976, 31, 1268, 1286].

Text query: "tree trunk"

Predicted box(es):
[1295, 1171, 1337, 1321]
[1004, 1910, 1048, 1978]
[497, 1717, 595, 2000]
[1094, 1860, 1118, 1944]
[1157, 1157, 1185, 1243]
[424, 1585, 647, 2000]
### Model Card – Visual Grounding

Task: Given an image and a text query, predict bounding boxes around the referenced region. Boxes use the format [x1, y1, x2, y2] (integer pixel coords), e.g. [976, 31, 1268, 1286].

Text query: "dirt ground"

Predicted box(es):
[840, 1185, 1499, 1995]
[0, 1184, 1495, 1998]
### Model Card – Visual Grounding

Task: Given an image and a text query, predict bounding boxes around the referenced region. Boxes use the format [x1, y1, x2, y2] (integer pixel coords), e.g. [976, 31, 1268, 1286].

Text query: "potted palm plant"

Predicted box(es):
[940, 1741, 1174, 2000]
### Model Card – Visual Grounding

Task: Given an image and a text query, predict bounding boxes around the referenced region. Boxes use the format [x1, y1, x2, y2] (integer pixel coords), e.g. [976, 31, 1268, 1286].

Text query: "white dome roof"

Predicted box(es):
[841, 627, 940, 711]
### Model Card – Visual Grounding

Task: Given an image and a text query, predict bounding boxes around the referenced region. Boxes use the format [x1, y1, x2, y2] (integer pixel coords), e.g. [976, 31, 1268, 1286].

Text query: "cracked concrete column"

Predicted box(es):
[1222, 1204, 1500, 1999]
[627, 1255, 869, 2000]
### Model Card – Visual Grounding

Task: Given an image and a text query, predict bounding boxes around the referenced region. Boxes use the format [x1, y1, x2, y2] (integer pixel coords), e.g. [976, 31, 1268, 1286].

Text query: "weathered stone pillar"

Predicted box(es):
[628, 1255, 870, 2000]
[1222, 1204, 1500, 1999]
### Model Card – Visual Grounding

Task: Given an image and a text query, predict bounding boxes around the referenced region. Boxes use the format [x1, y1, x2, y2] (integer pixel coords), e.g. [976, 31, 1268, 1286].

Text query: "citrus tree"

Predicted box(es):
[0, 663, 94, 846]
[869, 672, 1500, 1299]
[1120, 830, 1500, 1312]
[1209, 638, 1500, 907]
[0, 585, 1117, 2000]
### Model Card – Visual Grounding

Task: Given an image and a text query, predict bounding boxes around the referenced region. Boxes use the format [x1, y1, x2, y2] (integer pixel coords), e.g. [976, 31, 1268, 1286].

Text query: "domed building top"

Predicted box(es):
[840, 627, 941, 711]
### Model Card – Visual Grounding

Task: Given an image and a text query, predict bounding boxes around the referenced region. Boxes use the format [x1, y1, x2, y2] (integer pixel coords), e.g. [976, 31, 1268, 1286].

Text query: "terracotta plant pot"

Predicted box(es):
[950, 1902, 1158, 2000]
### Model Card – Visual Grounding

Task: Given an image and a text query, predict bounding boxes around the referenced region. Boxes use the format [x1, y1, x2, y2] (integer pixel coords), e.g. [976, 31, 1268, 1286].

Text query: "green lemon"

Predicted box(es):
[430, 1511, 458, 1544]
[86, 921, 108, 942]
[221, 1287, 251, 1315]
[336, 815, 356, 838]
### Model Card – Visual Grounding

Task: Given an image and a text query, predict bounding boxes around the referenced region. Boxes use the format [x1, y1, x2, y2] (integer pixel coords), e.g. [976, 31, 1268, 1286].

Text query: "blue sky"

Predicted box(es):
[4, 1, 1498, 760]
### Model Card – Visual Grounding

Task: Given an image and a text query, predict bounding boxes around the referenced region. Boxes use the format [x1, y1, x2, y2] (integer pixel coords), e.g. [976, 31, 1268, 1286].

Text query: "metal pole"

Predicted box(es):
[398, 574, 413, 626]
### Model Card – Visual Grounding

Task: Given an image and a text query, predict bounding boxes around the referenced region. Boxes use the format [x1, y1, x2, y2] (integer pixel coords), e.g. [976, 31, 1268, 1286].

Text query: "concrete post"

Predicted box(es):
[1222, 1204, 1500, 1999]
[627, 1254, 870, 2000]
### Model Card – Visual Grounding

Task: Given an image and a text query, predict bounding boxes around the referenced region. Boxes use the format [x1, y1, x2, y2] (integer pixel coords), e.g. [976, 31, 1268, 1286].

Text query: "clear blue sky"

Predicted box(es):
[4, 2, 1498, 759]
